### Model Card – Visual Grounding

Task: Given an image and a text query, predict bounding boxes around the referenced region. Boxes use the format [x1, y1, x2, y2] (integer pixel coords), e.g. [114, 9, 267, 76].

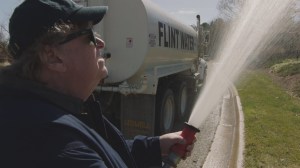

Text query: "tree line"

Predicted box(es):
[0, 24, 9, 63]
[202, 0, 300, 65]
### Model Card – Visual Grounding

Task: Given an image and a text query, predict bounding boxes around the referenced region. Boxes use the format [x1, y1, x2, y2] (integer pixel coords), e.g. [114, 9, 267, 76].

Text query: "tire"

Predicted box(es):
[174, 81, 189, 119]
[155, 88, 175, 135]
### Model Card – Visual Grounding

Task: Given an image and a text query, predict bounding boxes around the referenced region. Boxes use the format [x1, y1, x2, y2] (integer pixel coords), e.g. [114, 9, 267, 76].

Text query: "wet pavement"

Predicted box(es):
[177, 87, 244, 168]
[177, 101, 222, 168]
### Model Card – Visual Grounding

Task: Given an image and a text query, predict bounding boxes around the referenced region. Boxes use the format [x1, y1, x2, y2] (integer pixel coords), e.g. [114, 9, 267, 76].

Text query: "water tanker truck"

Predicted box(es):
[77, 0, 208, 138]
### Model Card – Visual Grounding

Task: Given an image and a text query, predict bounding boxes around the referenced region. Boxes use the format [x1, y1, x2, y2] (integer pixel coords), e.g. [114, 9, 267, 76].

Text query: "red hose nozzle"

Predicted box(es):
[163, 122, 200, 167]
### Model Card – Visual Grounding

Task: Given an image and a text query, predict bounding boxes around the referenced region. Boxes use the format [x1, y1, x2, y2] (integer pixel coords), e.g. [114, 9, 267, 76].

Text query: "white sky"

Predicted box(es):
[150, 0, 220, 25]
[0, 0, 23, 29]
[0, 0, 220, 33]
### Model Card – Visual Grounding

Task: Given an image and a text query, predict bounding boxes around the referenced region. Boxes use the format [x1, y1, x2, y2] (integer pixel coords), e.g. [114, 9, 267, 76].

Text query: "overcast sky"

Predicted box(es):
[0, 0, 220, 32]
[150, 0, 220, 25]
[0, 0, 22, 29]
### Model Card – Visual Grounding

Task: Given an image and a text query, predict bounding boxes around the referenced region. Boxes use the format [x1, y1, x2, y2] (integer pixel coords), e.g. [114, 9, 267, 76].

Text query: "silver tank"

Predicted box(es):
[85, 0, 198, 83]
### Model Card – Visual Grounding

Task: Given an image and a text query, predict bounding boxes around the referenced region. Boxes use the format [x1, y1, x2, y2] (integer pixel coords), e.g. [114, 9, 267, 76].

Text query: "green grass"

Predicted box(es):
[270, 59, 300, 77]
[236, 70, 300, 168]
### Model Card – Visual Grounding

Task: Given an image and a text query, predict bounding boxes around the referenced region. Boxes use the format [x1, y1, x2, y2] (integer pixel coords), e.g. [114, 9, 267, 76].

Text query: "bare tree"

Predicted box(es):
[0, 26, 5, 42]
[263, 1, 300, 63]
[216, 0, 300, 65]
[217, 0, 245, 21]
[0, 24, 9, 63]
[207, 18, 228, 59]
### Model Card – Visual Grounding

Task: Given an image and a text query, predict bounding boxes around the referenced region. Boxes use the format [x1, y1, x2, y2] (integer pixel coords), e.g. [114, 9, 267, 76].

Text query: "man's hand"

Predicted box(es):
[159, 131, 196, 159]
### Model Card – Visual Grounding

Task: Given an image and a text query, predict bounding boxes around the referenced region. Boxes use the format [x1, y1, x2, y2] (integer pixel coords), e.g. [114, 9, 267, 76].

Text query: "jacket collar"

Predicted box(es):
[0, 72, 84, 115]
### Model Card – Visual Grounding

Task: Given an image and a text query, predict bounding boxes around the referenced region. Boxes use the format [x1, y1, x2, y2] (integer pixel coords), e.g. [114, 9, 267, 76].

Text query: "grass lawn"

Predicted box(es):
[236, 70, 300, 168]
[270, 59, 300, 77]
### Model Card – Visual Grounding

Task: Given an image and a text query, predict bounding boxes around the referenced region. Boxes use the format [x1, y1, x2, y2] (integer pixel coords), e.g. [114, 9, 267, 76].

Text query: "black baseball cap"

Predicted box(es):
[8, 0, 108, 59]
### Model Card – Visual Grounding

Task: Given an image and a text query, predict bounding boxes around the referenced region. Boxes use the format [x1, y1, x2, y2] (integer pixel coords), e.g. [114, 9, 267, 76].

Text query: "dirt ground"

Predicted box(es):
[267, 69, 300, 98]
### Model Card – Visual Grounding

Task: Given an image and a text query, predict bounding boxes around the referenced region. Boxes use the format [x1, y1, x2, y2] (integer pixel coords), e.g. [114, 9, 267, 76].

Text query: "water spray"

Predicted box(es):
[163, 122, 200, 168]
[164, 0, 293, 167]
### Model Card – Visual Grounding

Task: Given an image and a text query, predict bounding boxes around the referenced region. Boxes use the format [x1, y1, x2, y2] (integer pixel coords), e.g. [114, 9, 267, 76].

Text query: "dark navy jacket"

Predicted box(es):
[0, 73, 162, 168]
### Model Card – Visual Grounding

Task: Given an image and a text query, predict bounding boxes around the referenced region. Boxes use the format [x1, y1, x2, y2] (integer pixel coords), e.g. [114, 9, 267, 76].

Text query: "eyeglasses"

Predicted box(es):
[59, 29, 97, 46]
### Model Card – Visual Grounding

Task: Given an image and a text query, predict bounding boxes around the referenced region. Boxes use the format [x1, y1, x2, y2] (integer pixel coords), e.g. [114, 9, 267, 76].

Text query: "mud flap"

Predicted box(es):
[121, 94, 156, 139]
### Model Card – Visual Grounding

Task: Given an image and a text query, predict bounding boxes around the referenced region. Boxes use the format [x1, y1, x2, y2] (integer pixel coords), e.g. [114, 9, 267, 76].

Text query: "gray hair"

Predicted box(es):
[2, 21, 76, 82]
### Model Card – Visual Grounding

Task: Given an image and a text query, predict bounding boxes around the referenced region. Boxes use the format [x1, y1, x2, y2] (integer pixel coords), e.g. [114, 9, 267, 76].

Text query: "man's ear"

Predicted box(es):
[40, 46, 66, 72]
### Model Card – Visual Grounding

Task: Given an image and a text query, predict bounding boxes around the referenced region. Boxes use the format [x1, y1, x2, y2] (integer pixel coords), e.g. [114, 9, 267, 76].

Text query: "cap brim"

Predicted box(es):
[71, 6, 108, 25]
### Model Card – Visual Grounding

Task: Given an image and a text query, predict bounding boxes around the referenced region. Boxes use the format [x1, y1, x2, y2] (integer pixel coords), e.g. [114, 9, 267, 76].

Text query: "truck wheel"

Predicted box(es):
[156, 88, 175, 134]
[174, 81, 188, 119]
